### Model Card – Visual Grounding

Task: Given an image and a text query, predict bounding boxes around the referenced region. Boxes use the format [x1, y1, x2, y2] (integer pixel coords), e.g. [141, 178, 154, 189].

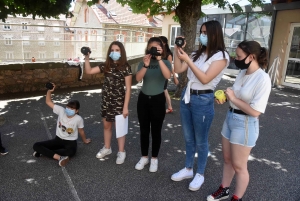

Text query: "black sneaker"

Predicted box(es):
[58, 156, 69, 167]
[0, 149, 8, 155]
[231, 196, 242, 201]
[32, 151, 41, 157]
[207, 185, 230, 201]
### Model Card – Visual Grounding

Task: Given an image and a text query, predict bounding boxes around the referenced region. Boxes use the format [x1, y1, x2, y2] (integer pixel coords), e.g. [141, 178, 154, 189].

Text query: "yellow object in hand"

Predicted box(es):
[214, 90, 227, 102]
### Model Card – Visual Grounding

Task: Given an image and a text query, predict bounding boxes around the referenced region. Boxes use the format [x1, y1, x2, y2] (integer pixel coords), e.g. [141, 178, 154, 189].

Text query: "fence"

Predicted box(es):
[0, 24, 160, 63]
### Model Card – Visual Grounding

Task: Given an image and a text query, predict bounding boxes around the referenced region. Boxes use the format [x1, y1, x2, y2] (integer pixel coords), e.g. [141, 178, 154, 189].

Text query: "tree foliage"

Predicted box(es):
[0, 0, 72, 22]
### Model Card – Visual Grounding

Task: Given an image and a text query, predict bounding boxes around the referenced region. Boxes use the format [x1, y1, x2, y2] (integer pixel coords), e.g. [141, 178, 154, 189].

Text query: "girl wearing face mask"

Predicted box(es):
[158, 36, 179, 114]
[172, 21, 230, 191]
[32, 83, 91, 167]
[135, 37, 172, 173]
[84, 41, 132, 165]
[207, 41, 271, 201]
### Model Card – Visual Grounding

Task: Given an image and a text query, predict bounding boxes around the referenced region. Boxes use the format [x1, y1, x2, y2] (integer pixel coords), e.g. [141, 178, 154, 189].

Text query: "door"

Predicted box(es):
[282, 23, 300, 88]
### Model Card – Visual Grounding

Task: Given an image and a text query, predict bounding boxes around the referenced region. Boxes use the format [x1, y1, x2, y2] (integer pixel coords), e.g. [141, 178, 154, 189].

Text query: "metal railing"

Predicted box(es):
[0, 24, 160, 63]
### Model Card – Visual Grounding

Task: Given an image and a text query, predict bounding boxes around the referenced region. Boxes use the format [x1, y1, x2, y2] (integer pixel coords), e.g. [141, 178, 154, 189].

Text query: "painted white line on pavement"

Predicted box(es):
[38, 107, 81, 201]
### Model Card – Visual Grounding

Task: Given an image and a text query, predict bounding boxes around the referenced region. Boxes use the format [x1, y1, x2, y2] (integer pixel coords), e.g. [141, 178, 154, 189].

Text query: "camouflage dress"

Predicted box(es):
[98, 62, 132, 122]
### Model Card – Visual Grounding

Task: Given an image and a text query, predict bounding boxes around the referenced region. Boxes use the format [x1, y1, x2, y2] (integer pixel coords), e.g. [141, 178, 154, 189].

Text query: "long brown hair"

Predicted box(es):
[145, 37, 167, 59]
[193, 20, 226, 62]
[104, 41, 128, 72]
[238, 40, 269, 69]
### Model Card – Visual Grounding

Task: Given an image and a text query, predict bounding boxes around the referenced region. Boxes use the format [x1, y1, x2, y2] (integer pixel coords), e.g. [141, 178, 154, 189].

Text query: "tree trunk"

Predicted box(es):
[174, 0, 201, 98]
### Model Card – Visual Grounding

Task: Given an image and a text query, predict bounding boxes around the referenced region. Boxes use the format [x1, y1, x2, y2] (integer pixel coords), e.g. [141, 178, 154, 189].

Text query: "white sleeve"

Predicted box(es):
[77, 117, 84, 128]
[210, 51, 230, 65]
[250, 77, 272, 113]
[53, 105, 64, 116]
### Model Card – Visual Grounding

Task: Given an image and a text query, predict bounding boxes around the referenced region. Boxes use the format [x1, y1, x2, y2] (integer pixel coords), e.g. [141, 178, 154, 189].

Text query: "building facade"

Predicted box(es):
[0, 15, 70, 62]
[162, 0, 300, 89]
[68, 0, 163, 59]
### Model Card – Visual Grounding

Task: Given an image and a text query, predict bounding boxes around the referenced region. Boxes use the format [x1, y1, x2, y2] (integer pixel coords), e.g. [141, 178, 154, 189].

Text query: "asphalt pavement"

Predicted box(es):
[0, 75, 299, 201]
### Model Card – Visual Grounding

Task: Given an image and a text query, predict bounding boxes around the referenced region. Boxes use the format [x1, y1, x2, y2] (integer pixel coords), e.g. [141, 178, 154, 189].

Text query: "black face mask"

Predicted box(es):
[235, 55, 252, 70]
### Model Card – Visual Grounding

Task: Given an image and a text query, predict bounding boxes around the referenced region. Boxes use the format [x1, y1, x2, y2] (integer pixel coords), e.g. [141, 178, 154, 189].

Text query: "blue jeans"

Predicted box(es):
[180, 88, 214, 174]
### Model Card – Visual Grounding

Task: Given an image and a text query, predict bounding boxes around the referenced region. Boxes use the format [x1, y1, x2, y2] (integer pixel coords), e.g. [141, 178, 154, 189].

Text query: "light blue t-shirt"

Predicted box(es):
[137, 59, 172, 95]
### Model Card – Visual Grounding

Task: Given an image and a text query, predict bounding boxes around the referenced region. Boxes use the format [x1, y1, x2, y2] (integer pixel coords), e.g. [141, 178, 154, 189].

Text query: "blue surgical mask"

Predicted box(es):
[109, 51, 121, 61]
[65, 108, 75, 116]
[200, 34, 208, 46]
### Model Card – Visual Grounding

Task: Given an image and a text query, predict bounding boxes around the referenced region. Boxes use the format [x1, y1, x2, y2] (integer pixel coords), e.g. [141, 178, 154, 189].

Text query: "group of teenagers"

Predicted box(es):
[30, 20, 271, 201]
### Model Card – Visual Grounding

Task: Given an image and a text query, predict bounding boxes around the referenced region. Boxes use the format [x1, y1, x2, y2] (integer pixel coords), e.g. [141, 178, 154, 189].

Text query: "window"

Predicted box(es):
[22, 23, 28, 30]
[53, 24, 60, 32]
[4, 37, 12, 45]
[38, 38, 45, 46]
[39, 52, 46, 59]
[54, 52, 60, 59]
[116, 34, 124, 42]
[53, 38, 60, 46]
[24, 52, 30, 59]
[6, 52, 13, 59]
[170, 25, 181, 52]
[3, 22, 11, 30]
[22, 36, 30, 45]
[37, 23, 45, 32]
[138, 35, 143, 42]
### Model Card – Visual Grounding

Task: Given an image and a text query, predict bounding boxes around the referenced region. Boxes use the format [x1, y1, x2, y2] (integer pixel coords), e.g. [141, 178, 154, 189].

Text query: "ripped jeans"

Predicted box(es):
[180, 88, 214, 174]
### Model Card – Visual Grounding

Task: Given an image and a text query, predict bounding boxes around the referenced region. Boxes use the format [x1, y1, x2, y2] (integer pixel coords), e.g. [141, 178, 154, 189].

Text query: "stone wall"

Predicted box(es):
[0, 57, 141, 94]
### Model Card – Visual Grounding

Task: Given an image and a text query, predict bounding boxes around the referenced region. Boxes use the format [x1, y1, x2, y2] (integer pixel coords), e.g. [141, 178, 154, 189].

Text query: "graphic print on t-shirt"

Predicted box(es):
[58, 121, 74, 135]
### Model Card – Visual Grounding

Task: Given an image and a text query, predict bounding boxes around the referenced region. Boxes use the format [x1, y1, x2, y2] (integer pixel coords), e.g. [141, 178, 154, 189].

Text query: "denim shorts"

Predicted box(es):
[221, 110, 259, 147]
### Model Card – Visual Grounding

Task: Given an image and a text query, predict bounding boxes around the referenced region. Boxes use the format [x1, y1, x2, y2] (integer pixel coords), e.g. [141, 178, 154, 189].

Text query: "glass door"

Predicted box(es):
[282, 23, 300, 88]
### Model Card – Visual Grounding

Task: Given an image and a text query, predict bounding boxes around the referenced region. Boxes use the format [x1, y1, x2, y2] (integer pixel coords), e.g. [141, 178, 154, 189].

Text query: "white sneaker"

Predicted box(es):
[116, 151, 126, 164]
[96, 146, 112, 159]
[189, 173, 204, 191]
[171, 168, 194, 181]
[149, 158, 158, 172]
[135, 157, 149, 170]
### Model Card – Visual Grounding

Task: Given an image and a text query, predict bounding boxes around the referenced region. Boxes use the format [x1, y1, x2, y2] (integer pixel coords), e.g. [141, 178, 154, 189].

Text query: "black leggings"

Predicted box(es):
[0, 132, 5, 151]
[33, 136, 77, 158]
[137, 92, 166, 157]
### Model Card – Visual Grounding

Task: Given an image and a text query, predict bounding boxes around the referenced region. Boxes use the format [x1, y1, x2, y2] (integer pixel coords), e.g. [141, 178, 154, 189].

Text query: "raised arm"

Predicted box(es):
[45, 84, 55, 109]
[173, 46, 189, 74]
[84, 51, 101, 75]
[178, 49, 227, 84]
[136, 54, 151, 82]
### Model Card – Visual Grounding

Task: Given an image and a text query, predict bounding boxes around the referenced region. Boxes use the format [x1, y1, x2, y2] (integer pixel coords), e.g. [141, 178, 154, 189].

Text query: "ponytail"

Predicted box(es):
[238, 41, 269, 69]
[257, 47, 268, 69]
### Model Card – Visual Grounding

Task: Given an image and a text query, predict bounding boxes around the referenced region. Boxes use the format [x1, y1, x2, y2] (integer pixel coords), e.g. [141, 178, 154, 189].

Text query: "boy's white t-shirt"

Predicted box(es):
[53, 105, 84, 140]
[230, 68, 271, 114]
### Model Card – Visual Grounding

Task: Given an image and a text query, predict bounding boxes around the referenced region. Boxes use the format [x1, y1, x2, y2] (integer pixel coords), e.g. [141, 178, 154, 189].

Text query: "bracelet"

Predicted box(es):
[143, 64, 149, 68]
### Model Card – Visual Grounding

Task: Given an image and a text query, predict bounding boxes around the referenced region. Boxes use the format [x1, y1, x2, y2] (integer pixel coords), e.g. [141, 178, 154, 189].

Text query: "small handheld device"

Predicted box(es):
[81, 47, 91, 56]
[175, 37, 185, 48]
[45, 82, 54, 90]
[148, 47, 161, 60]
[214, 90, 227, 102]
